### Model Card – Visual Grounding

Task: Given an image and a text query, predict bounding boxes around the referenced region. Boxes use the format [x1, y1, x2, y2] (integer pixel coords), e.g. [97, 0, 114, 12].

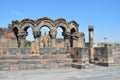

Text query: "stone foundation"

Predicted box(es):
[71, 47, 89, 69]
[0, 54, 72, 71]
[94, 44, 114, 66]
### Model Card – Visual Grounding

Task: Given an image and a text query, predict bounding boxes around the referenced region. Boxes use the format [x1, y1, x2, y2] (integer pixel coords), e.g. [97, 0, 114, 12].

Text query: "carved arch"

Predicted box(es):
[36, 17, 54, 25]
[37, 19, 54, 31]
[55, 18, 68, 32]
[21, 18, 35, 31]
[11, 20, 21, 30]
[69, 20, 79, 32]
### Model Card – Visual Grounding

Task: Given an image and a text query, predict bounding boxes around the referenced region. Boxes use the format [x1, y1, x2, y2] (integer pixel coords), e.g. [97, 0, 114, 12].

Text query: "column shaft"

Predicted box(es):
[88, 26, 94, 62]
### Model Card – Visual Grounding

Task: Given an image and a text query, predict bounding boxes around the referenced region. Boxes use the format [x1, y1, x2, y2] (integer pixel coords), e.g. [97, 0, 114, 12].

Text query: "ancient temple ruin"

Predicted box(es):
[0, 17, 119, 71]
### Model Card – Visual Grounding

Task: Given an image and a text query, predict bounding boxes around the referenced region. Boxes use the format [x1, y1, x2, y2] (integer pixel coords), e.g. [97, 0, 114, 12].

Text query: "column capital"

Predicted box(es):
[63, 32, 71, 39]
[88, 26, 94, 31]
[49, 31, 56, 39]
[71, 32, 79, 40]
[33, 31, 41, 38]
[18, 31, 27, 39]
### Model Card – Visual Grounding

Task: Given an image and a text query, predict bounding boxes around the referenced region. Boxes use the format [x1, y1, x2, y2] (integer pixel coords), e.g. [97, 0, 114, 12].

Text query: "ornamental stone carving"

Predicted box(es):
[33, 31, 41, 38]
[9, 17, 81, 48]
[63, 32, 71, 39]
[71, 32, 79, 40]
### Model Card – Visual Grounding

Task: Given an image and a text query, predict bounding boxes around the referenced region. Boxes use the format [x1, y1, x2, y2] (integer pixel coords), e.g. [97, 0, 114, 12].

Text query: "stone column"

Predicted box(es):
[49, 29, 56, 47]
[33, 31, 41, 45]
[72, 32, 79, 47]
[33, 31, 41, 54]
[88, 26, 94, 62]
[20, 36, 26, 48]
[72, 36, 78, 47]
[63, 32, 71, 54]
[18, 31, 27, 48]
[63, 32, 70, 48]
[50, 35, 56, 47]
[78, 32, 85, 47]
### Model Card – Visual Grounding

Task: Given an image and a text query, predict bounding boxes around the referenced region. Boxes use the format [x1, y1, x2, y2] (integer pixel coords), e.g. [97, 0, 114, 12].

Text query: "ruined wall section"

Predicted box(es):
[94, 44, 114, 66]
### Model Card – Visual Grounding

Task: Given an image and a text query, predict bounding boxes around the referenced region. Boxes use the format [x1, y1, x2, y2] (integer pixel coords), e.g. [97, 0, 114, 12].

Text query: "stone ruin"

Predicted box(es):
[0, 17, 119, 71]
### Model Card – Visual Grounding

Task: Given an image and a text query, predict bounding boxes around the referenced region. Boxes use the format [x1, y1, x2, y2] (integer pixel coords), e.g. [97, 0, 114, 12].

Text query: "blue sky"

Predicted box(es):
[0, 0, 120, 42]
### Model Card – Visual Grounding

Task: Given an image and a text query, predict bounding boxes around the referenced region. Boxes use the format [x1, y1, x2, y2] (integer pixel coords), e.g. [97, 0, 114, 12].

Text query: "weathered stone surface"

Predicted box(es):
[8, 48, 19, 55]
[72, 48, 89, 62]
[0, 48, 7, 55]
[21, 48, 31, 55]
[40, 48, 57, 55]
[0, 54, 73, 71]
[94, 44, 114, 66]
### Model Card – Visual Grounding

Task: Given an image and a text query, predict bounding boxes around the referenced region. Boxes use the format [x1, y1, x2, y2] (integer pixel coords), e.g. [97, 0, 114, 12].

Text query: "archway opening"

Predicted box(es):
[12, 27, 19, 47]
[40, 26, 51, 48]
[13, 27, 18, 39]
[56, 27, 65, 48]
[24, 27, 34, 47]
[70, 28, 76, 47]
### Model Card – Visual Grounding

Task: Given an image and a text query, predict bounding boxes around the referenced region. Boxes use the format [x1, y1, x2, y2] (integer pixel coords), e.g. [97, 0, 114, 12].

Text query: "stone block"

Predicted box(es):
[19, 64, 27, 70]
[27, 64, 36, 69]
[40, 48, 57, 55]
[21, 48, 31, 55]
[8, 48, 19, 55]
[1, 66, 10, 71]
[1, 62, 10, 66]
[59, 48, 67, 54]
[10, 64, 19, 71]
[36, 64, 44, 69]
[44, 64, 50, 69]
[51, 63, 58, 68]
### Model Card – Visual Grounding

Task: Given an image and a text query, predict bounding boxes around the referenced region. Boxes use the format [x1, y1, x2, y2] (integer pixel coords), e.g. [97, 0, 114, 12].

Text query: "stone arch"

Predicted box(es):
[70, 28, 76, 47]
[11, 20, 21, 39]
[21, 18, 35, 31]
[11, 20, 21, 30]
[69, 20, 79, 33]
[71, 28, 76, 34]
[12, 27, 19, 39]
[55, 18, 70, 48]
[55, 18, 68, 32]
[36, 17, 54, 31]
[9, 17, 81, 48]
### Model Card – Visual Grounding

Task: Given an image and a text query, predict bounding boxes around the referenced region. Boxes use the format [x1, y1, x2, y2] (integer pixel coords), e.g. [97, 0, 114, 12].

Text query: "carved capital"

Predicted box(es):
[88, 26, 94, 31]
[33, 31, 41, 38]
[72, 36, 79, 40]
[49, 30, 56, 39]
[18, 31, 27, 39]
[63, 32, 71, 39]
[71, 32, 79, 40]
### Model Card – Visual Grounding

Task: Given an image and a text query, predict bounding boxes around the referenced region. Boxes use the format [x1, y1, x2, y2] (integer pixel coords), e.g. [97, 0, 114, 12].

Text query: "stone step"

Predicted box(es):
[109, 63, 120, 66]
[72, 62, 89, 69]
[0, 54, 70, 60]
[0, 59, 73, 71]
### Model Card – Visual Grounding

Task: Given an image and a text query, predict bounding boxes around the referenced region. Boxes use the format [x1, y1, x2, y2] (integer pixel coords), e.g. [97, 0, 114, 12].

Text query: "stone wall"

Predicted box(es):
[0, 47, 68, 56]
[0, 54, 72, 71]
[40, 47, 68, 55]
[0, 48, 31, 55]
[71, 47, 89, 69]
[0, 48, 8, 55]
[112, 44, 120, 66]
[40, 48, 57, 55]
[8, 48, 31, 55]
[94, 44, 114, 66]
